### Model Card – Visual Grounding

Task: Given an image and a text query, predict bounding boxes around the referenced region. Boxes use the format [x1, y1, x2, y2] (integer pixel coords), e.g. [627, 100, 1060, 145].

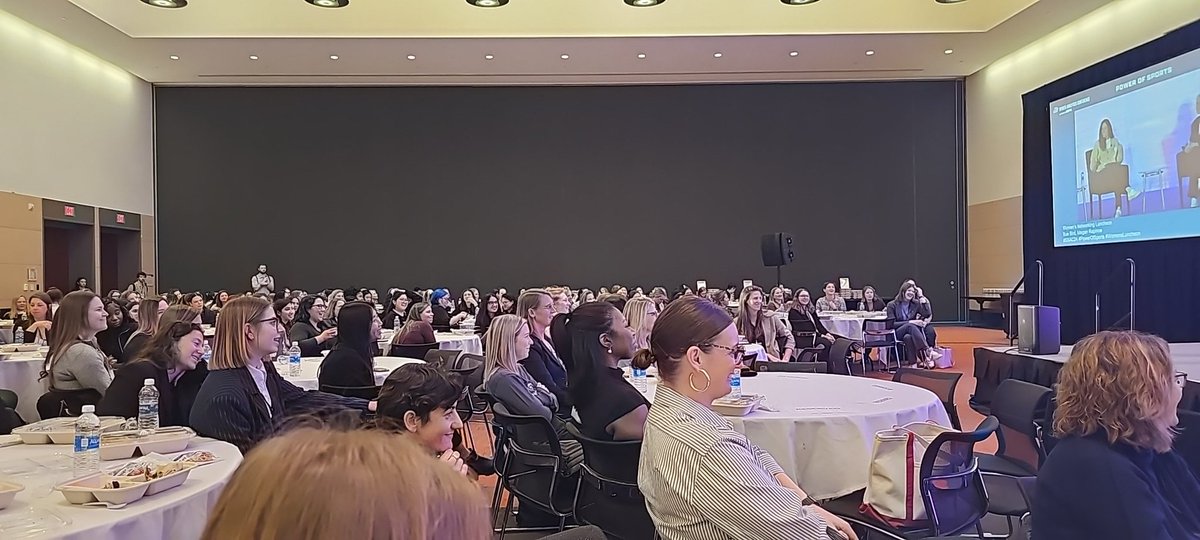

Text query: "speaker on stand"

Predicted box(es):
[760, 233, 795, 285]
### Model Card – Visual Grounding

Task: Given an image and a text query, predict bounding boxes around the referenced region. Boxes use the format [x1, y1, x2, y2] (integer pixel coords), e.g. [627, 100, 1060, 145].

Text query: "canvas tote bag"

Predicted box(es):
[860, 421, 958, 527]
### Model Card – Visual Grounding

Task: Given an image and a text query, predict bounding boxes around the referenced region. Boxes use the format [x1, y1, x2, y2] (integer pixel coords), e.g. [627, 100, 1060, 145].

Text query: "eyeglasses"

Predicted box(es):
[1176, 372, 1189, 388]
[708, 342, 745, 362]
[255, 316, 280, 328]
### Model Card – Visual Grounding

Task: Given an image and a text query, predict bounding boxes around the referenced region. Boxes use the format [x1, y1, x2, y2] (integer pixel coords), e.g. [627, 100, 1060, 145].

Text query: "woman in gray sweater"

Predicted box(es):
[44, 291, 113, 396]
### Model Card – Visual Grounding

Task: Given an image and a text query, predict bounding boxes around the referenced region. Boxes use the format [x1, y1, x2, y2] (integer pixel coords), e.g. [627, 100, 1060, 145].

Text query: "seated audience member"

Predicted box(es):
[599, 293, 627, 313]
[815, 282, 847, 312]
[706, 289, 733, 318]
[190, 296, 372, 453]
[1034, 331, 1200, 539]
[767, 286, 789, 312]
[122, 297, 169, 364]
[375, 363, 489, 476]
[96, 300, 137, 361]
[634, 296, 856, 540]
[577, 288, 597, 307]
[73, 277, 89, 292]
[547, 286, 573, 315]
[326, 297, 346, 325]
[288, 295, 337, 357]
[483, 315, 576, 443]
[518, 290, 572, 413]
[430, 289, 469, 331]
[44, 291, 113, 398]
[736, 286, 794, 362]
[456, 289, 479, 317]
[499, 292, 517, 315]
[381, 290, 411, 330]
[624, 296, 659, 352]
[7, 295, 28, 322]
[390, 302, 436, 350]
[914, 286, 938, 348]
[46, 287, 64, 317]
[185, 292, 217, 325]
[200, 428, 489, 540]
[885, 283, 940, 368]
[97, 321, 208, 426]
[319, 302, 382, 399]
[552, 302, 647, 441]
[163, 304, 203, 326]
[20, 292, 54, 344]
[787, 289, 844, 368]
[475, 293, 503, 335]
[271, 297, 297, 352]
[859, 285, 885, 312]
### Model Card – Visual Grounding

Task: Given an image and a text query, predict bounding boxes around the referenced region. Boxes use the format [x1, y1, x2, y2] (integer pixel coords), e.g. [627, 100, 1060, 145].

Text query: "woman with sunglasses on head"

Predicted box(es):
[634, 296, 857, 540]
[98, 320, 209, 427]
[190, 296, 374, 452]
[288, 295, 337, 357]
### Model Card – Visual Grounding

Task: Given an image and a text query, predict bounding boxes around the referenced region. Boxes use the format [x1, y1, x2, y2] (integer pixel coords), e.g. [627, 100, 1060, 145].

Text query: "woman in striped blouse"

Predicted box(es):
[633, 296, 857, 540]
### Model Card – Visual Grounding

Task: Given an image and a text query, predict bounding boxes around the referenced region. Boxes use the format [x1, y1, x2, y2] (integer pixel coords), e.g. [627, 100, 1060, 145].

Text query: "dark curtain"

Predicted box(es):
[1022, 19, 1200, 344]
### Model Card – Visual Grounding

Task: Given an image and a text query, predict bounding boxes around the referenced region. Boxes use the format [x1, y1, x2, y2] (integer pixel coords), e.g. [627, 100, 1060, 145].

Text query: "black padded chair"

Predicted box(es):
[424, 348, 462, 370]
[563, 424, 654, 540]
[893, 368, 963, 430]
[388, 342, 439, 360]
[37, 388, 102, 419]
[316, 382, 379, 400]
[822, 416, 1000, 539]
[977, 380, 1050, 537]
[490, 402, 581, 538]
[863, 318, 900, 372]
[1174, 409, 1200, 477]
[754, 360, 827, 373]
[0, 389, 23, 434]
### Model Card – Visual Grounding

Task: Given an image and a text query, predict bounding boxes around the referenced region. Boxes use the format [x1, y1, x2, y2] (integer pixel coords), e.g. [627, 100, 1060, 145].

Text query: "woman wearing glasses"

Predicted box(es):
[634, 296, 856, 540]
[190, 296, 373, 452]
[1033, 331, 1200, 539]
[289, 295, 337, 357]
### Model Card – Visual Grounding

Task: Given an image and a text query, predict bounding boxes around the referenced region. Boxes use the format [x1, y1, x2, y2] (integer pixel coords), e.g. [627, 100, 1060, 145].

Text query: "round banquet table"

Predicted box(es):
[378, 331, 482, 356]
[282, 356, 424, 391]
[640, 372, 950, 500]
[0, 438, 241, 540]
[0, 352, 49, 423]
[818, 312, 886, 342]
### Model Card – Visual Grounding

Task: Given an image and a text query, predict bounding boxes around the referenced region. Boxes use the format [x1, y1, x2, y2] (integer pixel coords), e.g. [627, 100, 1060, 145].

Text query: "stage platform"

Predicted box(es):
[972, 343, 1200, 413]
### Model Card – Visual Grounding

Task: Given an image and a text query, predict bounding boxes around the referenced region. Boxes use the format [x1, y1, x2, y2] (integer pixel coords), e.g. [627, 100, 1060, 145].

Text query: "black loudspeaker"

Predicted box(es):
[1017, 305, 1061, 355]
[760, 233, 794, 267]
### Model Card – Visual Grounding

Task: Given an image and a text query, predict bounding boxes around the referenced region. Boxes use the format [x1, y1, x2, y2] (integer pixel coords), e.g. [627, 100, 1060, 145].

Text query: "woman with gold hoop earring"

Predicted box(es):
[632, 296, 857, 540]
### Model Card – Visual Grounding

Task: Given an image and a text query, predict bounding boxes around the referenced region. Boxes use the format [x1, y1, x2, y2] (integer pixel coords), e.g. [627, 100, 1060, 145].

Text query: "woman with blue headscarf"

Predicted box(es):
[429, 289, 470, 332]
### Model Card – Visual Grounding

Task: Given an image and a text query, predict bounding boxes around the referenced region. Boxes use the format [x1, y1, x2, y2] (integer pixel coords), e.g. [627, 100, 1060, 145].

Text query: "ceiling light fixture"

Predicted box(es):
[780, 0, 819, 4]
[789, 51, 799, 57]
[249, 55, 259, 60]
[406, 55, 416, 60]
[637, 53, 646, 59]
[944, 49, 954, 54]
[169, 55, 179, 60]
[561, 54, 570, 59]
[865, 50, 875, 56]
[713, 52, 723, 58]
[485, 54, 494, 60]
[329, 54, 339, 60]
[624, 0, 665, 6]
[467, 0, 508, 7]
[141, 0, 187, 8]
[306, 0, 349, 7]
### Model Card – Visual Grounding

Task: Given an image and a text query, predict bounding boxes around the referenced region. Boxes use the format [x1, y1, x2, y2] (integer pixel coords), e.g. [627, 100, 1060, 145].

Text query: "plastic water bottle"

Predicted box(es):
[201, 342, 212, 363]
[288, 342, 302, 377]
[138, 378, 159, 434]
[632, 367, 648, 393]
[393, 316, 401, 329]
[73, 405, 101, 477]
[13, 325, 23, 344]
[728, 369, 742, 399]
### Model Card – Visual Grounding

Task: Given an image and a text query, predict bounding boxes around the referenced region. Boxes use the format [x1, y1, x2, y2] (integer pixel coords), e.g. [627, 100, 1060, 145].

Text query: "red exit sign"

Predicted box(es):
[63, 206, 74, 217]
[116, 214, 125, 224]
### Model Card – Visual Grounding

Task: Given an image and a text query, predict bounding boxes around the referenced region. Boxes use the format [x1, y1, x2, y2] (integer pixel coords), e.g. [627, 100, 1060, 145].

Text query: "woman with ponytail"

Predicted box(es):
[550, 301, 646, 441]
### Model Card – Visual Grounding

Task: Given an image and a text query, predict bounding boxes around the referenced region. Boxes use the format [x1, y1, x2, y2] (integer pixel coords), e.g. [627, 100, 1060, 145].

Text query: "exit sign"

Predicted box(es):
[116, 214, 125, 224]
[63, 206, 75, 217]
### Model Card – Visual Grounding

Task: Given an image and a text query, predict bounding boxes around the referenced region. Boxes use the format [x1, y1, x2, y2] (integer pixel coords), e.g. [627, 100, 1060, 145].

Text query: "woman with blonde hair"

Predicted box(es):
[1033, 331, 1200, 539]
[624, 296, 659, 352]
[735, 286, 794, 362]
[189, 296, 373, 452]
[201, 428, 489, 540]
[120, 297, 170, 363]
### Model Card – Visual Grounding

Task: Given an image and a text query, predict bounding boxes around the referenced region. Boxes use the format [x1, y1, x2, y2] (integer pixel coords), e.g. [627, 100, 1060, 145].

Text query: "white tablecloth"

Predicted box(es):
[818, 312, 886, 342]
[281, 356, 425, 391]
[641, 373, 950, 499]
[0, 354, 48, 422]
[0, 438, 241, 540]
[378, 332, 482, 356]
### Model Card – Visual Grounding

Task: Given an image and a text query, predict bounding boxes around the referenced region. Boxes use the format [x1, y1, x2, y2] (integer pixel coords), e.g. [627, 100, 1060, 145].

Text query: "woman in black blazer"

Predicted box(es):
[319, 302, 381, 400]
[97, 321, 209, 427]
[288, 295, 337, 357]
[190, 296, 372, 453]
[517, 290, 571, 415]
[884, 283, 938, 367]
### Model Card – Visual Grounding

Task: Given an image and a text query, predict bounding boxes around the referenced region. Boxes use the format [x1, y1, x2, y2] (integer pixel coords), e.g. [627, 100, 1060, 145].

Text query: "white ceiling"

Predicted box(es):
[0, 0, 1115, 86]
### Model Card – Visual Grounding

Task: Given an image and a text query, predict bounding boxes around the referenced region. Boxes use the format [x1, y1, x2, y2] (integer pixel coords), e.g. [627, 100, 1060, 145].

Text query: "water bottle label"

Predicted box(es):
[139, 403, 159, 417]
[75, 435, 99, 452]
[633, 369, 646, 377]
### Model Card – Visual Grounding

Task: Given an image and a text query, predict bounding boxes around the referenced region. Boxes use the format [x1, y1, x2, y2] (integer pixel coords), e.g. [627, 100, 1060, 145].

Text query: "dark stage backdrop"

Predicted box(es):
[1024, 19, 1200, 344]
[155, 82, 966, 319]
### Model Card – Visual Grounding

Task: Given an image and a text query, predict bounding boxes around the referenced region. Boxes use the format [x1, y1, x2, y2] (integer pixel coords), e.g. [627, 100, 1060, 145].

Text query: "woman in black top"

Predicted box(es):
[499, 293, 517, 315]
[271, 297, 298, 352]
[551, 302, 646, 441]
[429, 289, 469, 331]
[185, 293, 218, 326]
[475, 293, 503, 335]
[20, 292, 53, 344]
[96, 300, 137, 362]
[98, 321, 209, 427]
[858, 285, 886, 312]
[456, 289, 479, 317]
[787, 289, 842, 368]
[381, 290, 410, 330]
[121, 298, 169, 364]
[288, 295, 337, 357]
[319, 302, 382, 400]
[885, 283, 937, 368]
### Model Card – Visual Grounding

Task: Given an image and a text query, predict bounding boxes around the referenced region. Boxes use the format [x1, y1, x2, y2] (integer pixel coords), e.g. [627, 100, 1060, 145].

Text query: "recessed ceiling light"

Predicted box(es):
[935, 0, 968, 3]
[484, 54, 494, 60]
[624, 0, 664, 6]
[865, 50, 875, 56]
[944, 49, 954, 54]
[561, 54, 570, 60]
[467, 0, 508, 6]
[141, 0, 187, 8]
[306, 0, 348, 7]
[713, 52, 723, 58]
[329, 54, 339, 60]
[789, 51, 799, 57]
[637, 53, 647, 59]
[168, 55, 179, 60]
[406, 55, 416, 60]
[249, 55, 259, 60]
[780, 0, 819, 4]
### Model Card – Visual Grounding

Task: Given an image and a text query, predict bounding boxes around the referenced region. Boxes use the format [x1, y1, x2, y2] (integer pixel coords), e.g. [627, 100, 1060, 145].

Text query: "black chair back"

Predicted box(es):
[424, 348, 461, 370]
[754, 361, 826, 373]
[991, 379, 1051, 473]
[920, 416, 999, 537]
[827, 337, 856, 376]
[37, 388, 101, 419]
[490, 402, 577, 517]
[389, 342, 439, 360]
[1175, 409, 1200, 477]
[894, 368, 964, 430]
[563, 424, 654, 540]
